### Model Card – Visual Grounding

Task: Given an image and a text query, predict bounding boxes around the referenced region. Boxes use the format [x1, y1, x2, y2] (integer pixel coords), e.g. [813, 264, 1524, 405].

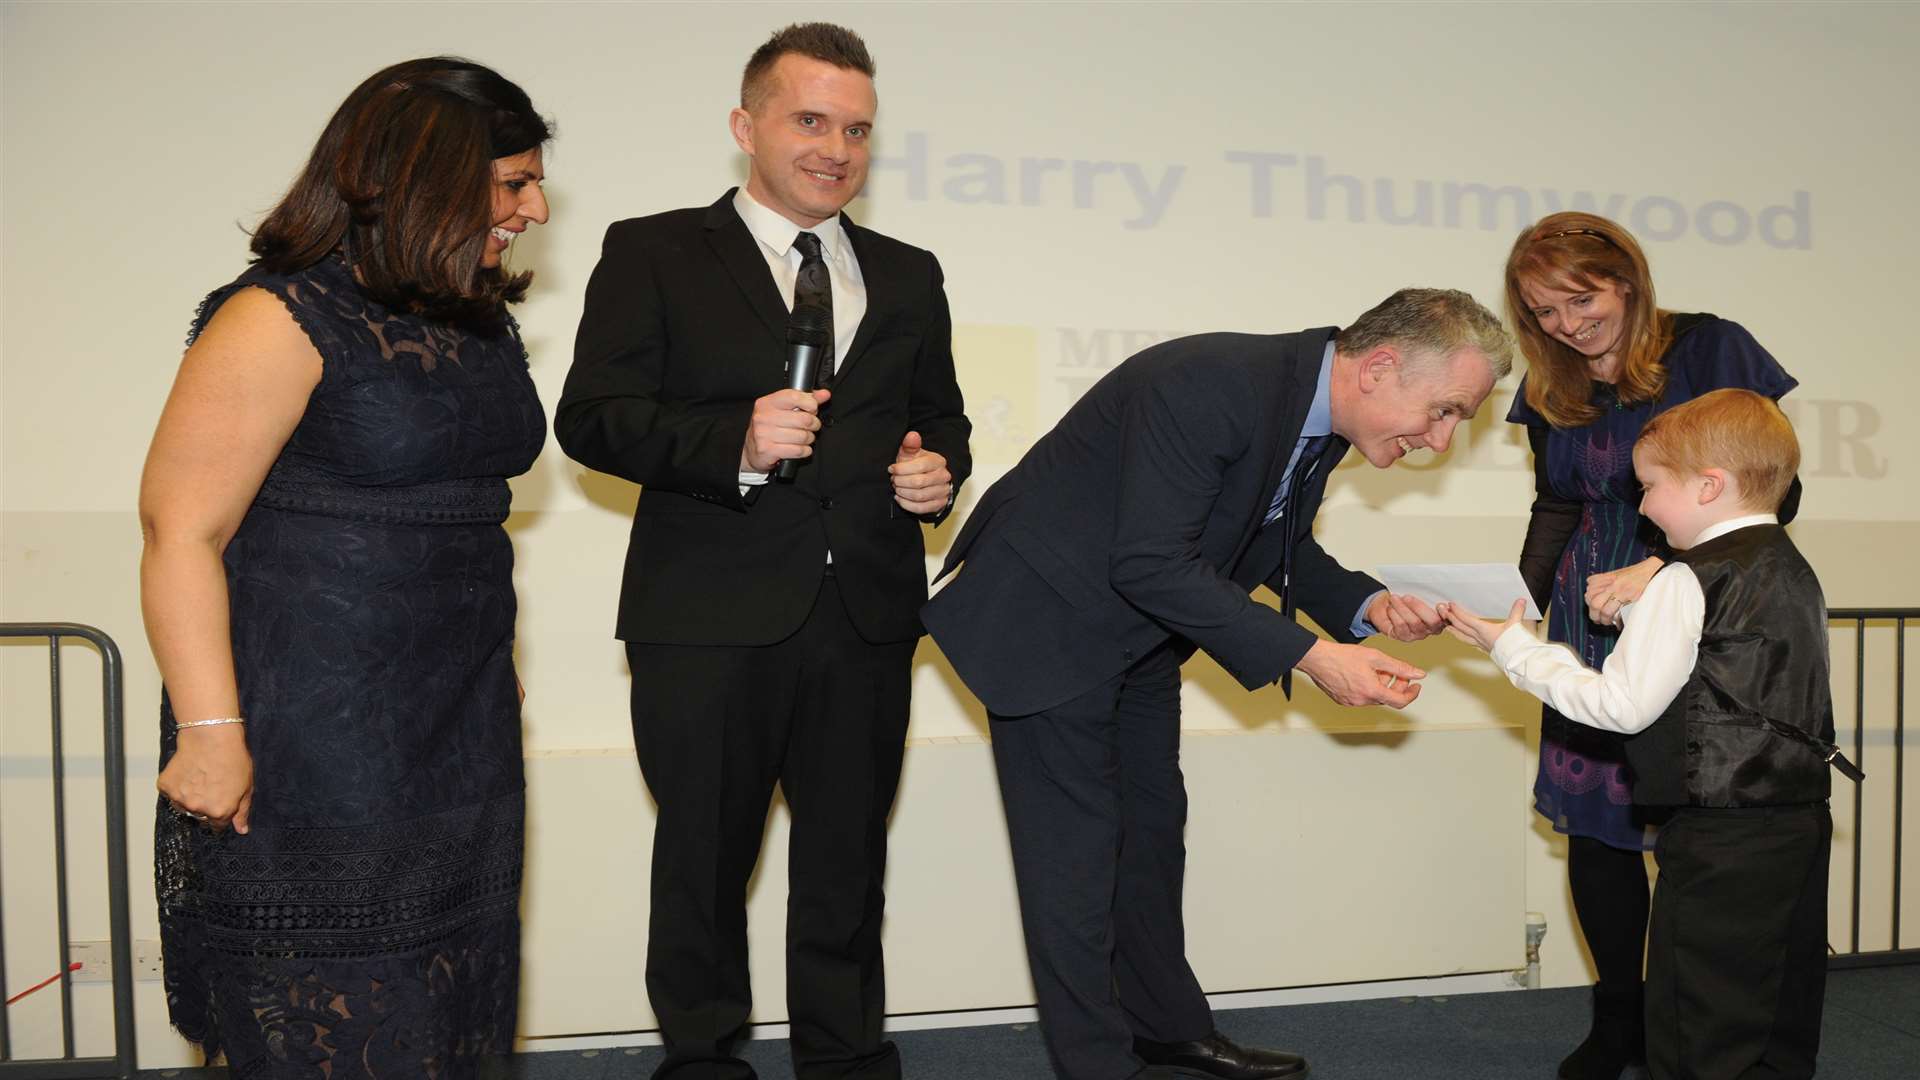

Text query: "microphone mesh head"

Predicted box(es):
[787, 303, 831, 346]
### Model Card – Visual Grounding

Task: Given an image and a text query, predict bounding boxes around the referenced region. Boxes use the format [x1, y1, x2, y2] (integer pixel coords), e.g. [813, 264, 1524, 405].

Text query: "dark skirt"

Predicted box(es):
[156, 509, 524, 1079]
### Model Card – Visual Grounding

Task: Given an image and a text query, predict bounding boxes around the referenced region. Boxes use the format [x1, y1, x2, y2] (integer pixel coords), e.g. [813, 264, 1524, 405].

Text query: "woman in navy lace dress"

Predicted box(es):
[1503, 213, 1800, 1080]
[138, 58, 550, 1078]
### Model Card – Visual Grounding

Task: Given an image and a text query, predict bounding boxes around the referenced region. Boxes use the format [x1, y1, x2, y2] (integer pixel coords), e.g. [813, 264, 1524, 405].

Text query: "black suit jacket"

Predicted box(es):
[556, 190, 971, 647]
[921, 330, 1382, 717]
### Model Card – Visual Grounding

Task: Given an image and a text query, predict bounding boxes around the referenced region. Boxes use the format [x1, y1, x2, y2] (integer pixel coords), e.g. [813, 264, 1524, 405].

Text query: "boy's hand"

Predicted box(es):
[1438, 598, 1534, 653]
[1585, 556, 1662, 627]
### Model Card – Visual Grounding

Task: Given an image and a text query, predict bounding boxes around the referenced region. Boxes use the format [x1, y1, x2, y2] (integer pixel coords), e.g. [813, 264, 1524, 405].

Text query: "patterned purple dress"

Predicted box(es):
[1508, 314, 1795, 851]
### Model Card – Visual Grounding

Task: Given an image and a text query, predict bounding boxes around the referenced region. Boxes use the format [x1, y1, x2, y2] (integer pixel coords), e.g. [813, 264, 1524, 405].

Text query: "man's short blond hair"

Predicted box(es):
[1635, 389, 1799, 511]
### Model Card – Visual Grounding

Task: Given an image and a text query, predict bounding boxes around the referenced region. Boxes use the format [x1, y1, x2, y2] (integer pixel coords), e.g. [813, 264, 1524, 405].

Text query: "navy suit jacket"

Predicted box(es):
[922, 329, 1382, 717]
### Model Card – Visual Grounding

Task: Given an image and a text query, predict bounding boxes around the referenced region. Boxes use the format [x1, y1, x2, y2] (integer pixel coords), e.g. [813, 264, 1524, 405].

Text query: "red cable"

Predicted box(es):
[4, 962, 83, 1006]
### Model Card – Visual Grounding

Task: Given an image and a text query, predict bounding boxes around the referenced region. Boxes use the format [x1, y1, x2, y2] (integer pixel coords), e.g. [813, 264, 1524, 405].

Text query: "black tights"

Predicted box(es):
[1568, 834, 1651, 992]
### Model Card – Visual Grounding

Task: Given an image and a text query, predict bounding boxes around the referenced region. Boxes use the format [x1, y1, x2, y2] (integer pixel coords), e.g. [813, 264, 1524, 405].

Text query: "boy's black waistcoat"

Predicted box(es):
[1626, 524, 1835, 808]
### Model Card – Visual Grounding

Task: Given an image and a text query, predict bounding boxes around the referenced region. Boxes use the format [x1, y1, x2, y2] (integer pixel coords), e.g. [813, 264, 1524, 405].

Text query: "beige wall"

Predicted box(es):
[3, 0, 1917, 1066]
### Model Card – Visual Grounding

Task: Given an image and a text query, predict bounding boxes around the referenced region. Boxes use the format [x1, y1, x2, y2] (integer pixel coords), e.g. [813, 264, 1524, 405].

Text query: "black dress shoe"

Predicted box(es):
[1133, 1031, 1309, 1080]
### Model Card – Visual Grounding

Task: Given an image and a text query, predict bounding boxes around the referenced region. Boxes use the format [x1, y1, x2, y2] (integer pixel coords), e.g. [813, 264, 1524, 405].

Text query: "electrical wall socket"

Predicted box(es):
[67, 940, 113, 983]
[64, 940, 165, 982]
[134, 939, 165, 979]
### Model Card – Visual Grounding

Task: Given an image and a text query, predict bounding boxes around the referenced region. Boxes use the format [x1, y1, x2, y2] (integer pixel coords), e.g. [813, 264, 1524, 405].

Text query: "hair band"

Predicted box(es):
[1540, 227, 1615, 245]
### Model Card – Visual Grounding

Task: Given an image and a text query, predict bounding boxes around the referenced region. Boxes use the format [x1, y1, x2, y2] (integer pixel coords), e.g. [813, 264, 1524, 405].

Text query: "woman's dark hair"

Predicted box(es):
[251, 57, 552, 326]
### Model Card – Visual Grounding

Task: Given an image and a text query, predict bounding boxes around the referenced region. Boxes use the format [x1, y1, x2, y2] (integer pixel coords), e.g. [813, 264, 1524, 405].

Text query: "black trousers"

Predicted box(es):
[627, 577, 915, 1080]
[990, 645, 1214, 1080]
[1646, 803, 1831, 1080]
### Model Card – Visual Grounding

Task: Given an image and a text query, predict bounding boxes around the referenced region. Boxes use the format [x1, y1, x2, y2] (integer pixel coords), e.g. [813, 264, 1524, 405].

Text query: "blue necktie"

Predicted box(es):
[1265, 434, 1331, 526]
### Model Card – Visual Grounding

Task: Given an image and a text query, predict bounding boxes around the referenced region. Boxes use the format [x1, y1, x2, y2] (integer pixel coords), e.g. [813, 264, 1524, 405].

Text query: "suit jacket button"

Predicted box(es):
[820, 496, 835, 510]
[1122, 649, 1135, 662]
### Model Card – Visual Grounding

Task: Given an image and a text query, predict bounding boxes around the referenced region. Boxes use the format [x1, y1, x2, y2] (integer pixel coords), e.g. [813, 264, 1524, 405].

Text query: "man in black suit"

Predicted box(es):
[555, 23, 968, 1080]
[922, 289, 1512, 1080]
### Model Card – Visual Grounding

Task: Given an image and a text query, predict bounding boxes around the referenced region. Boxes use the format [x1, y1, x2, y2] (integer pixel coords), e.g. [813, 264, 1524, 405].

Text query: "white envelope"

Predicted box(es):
[1374, 563, 1544, 621]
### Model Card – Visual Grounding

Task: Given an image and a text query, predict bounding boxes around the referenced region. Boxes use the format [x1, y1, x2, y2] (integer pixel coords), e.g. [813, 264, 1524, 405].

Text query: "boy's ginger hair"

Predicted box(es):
[1636, 388, 1799, 512]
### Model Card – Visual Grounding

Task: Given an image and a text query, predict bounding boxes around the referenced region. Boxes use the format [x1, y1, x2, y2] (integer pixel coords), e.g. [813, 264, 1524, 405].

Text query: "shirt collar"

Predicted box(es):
[733, 186, 847, 262]
[1692, 512, 1779, 546]
[1302, 340, 1335, 438]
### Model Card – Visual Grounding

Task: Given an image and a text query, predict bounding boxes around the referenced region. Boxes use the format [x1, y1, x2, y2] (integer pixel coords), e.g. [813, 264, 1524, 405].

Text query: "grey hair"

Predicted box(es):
[1337, 287, 1514, 380]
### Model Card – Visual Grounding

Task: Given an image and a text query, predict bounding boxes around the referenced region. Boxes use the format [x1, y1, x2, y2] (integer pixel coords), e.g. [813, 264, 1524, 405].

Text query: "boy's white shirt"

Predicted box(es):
[1489, 513, 1779, 734]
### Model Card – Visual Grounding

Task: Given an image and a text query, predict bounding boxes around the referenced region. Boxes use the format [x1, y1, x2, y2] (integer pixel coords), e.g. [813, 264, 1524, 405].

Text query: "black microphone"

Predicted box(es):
[774, 304, 831, 482]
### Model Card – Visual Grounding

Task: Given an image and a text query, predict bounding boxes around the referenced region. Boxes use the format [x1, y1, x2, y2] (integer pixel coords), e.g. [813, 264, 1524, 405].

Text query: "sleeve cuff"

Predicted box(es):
[1350, 589, 1386, 638]
[1490, 622, 1539, 669]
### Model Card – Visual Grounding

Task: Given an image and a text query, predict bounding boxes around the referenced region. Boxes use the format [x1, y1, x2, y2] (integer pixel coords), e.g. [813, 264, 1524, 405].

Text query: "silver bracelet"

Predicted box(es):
[175, 716, 246, 730]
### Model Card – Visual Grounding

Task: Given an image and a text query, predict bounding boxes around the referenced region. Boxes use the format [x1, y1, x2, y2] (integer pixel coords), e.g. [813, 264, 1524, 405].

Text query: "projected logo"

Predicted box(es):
[952, 325, 1040, 467]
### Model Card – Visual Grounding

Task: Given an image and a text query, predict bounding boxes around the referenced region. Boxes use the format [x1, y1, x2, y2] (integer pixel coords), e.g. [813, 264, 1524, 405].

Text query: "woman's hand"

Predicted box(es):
[1439, 599, 1533, 653]
[158, 726, 254, 834]
[1585, 556, 1663, 627]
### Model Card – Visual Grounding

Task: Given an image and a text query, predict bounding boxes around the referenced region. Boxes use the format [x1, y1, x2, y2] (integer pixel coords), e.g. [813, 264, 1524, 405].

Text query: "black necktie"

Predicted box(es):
[793, 231, 835, 382]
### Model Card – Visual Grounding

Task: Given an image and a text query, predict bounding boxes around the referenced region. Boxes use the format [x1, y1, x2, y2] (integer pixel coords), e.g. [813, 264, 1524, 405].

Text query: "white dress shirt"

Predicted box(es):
[733, 187, 867, 492]
[1488, 514, 1779, 734]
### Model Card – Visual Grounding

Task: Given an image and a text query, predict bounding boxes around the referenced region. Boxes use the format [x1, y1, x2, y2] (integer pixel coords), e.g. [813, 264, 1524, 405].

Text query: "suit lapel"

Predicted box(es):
[835, 215, 892, 381]
[702, 191, 787, 349]
[1228, 330, 1336, 569]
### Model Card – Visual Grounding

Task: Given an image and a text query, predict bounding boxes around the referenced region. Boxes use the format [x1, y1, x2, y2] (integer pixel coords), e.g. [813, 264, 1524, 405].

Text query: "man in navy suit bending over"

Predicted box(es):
[923, 289, 1513, 1080]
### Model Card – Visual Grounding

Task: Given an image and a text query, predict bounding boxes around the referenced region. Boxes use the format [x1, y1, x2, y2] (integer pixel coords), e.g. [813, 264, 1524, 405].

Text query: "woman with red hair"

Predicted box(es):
[1503, 212, 1801, 1080]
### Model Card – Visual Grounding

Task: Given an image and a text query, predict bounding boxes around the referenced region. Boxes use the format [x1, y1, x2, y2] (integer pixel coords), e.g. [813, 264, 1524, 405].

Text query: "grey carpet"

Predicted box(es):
[140, 966, 1920, 1079]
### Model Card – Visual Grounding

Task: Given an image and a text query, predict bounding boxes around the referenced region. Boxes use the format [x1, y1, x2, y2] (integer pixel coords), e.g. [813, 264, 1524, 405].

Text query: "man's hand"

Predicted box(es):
[1438, 598, 1534, 653]
[741, 388, 832, 473]
[889, 430, 952, 514]
[1368, 591, 1447, 643]
[1585, 556, 1661, 627]
[157, 725, 255, 834]
[1295, 640, 1426, 708]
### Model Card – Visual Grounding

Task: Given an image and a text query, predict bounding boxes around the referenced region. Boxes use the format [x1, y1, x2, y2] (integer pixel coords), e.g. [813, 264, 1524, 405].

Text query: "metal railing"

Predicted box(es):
[1828, 607, 1916, 969]
[0, 624, 135, 1079]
